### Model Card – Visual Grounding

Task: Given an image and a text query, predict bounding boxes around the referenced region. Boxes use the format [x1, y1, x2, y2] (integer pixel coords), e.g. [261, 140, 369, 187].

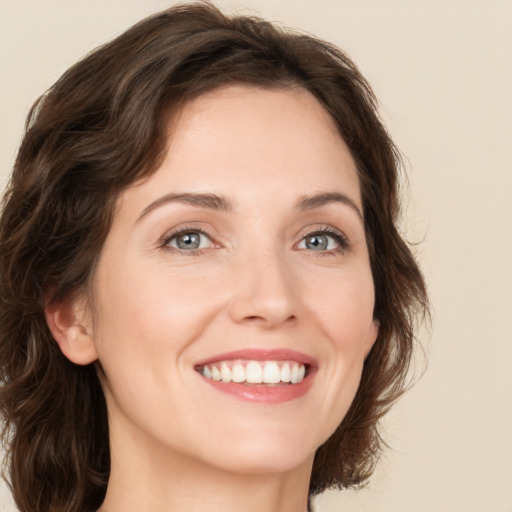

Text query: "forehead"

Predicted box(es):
[118, 85, 361, 217]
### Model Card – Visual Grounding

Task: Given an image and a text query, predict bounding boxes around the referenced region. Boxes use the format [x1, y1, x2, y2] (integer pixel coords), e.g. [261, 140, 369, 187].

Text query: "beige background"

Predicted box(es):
[1, 1, 511, 511]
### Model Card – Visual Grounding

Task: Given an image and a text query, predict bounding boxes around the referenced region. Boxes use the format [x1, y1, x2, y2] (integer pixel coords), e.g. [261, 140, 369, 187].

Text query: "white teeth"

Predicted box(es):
[281, 363, 291, 382]
[290, 363, 299, 384]
[220, 363, 232, 383]
[211, 366, 222, 381]
[298, 364, 305, 382]
[263, 361, 281, 384]
[246, 361, 263, 383]
[231, 363, 245, 383]
[200, 360, 307, 385]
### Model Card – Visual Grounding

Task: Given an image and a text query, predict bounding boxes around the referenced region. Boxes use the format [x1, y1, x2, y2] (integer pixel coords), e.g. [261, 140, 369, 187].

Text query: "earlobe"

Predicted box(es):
[365, 318, 380, 357]
[45, 295, 99, 365]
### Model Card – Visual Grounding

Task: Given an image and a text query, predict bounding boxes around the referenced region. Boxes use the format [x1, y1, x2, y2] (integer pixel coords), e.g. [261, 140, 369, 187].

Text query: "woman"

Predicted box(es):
[0, 3, 428, 512]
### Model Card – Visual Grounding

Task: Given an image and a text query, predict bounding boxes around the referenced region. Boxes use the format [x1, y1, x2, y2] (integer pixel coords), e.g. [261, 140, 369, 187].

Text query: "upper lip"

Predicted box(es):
[194, 348, 318, 368]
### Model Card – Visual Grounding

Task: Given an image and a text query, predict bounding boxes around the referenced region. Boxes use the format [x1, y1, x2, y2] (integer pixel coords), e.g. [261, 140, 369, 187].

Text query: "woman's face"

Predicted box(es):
[87, 85, 378, 475]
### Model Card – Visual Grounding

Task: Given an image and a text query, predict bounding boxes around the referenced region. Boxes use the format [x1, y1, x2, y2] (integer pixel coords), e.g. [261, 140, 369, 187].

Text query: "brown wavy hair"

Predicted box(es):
[0, 2, 428, 511]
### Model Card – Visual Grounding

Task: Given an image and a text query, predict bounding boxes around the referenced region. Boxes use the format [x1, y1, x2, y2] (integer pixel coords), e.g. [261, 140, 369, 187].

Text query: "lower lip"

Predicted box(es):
[199, 369, 316, 404]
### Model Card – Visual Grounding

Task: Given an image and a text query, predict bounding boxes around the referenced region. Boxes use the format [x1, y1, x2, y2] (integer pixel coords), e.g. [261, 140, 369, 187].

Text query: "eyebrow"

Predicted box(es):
[296, 192, 364, 221]
[137, 193, 233, 222]
[137, 191, 363, 222]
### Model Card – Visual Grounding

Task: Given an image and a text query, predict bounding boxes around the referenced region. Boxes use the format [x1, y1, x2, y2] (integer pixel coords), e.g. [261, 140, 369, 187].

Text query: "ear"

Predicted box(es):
[364, 318, 380, 358]
[45, 294, 99, 365]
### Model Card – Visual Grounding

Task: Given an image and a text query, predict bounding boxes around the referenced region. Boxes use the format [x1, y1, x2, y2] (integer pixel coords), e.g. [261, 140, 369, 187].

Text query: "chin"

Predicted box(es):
[194, 426, 323, 476]
[209, 448, 314, 476]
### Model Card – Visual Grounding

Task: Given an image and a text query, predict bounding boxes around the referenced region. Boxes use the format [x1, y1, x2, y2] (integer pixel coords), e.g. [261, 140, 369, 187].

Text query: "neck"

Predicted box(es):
[98, 419, 313, 512]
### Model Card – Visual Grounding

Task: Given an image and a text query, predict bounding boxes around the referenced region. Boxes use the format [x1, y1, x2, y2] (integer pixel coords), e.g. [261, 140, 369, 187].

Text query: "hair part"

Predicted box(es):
[0, 2, 428, 511]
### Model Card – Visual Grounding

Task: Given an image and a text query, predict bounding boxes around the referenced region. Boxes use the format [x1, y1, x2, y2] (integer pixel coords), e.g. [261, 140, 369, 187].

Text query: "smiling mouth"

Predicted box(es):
[195, 360, 309, 385]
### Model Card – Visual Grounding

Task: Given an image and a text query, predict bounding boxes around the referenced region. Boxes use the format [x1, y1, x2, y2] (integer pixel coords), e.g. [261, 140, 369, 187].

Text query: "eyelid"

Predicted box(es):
[158, 223, 349, 255]
[159, 224, 220, 253]
[295, 225, 350, 253]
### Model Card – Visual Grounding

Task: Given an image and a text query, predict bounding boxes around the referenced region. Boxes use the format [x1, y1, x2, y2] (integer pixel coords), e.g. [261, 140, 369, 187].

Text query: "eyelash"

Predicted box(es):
[160, 226, 216, 256]
[160, 225, 349, 255]
[300, 226, 350, 255]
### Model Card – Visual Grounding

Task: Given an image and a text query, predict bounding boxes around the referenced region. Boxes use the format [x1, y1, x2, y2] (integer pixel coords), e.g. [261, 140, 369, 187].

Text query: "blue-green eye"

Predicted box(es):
[165, 230, 212, 251]
[297, 230, 348, 252]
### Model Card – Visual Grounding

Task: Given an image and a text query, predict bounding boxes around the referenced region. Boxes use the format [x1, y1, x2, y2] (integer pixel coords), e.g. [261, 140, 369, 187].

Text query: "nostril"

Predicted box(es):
[242, 314, 296, 324]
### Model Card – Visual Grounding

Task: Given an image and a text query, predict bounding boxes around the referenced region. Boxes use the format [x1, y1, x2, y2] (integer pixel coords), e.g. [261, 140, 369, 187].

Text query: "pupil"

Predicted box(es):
[178, 232, 200, 249]
[307, 235, 327, 250]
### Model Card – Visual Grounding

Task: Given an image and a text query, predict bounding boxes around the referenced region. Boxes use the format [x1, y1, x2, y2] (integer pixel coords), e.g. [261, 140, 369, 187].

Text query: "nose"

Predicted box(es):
[227, 248, 298, 328]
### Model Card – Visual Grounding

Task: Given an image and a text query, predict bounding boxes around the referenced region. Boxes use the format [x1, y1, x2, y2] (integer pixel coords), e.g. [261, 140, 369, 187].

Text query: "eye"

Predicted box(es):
[164, 229, 213, 251]
[296, 229, 348, 253]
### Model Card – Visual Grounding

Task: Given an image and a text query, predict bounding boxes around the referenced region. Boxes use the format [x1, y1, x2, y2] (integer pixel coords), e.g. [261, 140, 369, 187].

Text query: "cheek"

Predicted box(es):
[90, 263, 214, 433]
[308, 270, 376, 424]
[92, 259, 225, 370]
[314, 269, 376, 348]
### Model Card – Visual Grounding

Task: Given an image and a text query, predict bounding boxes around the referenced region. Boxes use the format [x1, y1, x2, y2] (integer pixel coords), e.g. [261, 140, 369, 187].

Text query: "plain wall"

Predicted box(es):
[1, 1, 511, 511]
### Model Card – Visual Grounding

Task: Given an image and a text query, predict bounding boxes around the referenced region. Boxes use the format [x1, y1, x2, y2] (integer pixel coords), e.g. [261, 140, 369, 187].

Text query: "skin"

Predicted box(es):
[47, 85, 378, 512]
